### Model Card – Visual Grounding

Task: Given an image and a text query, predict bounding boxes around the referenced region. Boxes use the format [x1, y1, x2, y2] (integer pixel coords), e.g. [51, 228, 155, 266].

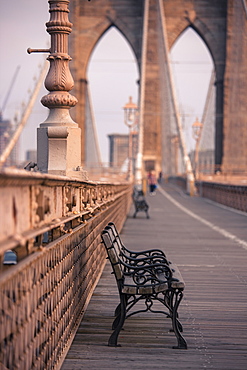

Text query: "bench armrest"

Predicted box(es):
[120, 258, 174, 284]
[126, 248, 167, 259]
[120, 251, 170, 266]
[105, 223, 167, 258]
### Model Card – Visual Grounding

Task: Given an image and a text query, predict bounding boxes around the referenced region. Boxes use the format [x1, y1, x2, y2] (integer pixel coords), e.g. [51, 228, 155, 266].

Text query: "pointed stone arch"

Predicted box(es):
[69, 1, 144, 163]
[87, 26, 139, 164]
[68, 0, 247, 175]
[170, 26, 215, 174]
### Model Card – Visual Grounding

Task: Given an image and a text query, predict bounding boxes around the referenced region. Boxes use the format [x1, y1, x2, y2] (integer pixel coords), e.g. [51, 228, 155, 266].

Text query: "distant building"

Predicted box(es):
[26, 150, 37, 163]
[108, 134, 128, 169]
[189, 149, 215, 175]
[108, 133, 138, 170]
[0, 117, 18, 166]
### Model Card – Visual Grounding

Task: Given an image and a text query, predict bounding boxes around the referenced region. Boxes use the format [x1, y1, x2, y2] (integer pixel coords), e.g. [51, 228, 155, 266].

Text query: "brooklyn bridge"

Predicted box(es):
[0, 1, 247, 369]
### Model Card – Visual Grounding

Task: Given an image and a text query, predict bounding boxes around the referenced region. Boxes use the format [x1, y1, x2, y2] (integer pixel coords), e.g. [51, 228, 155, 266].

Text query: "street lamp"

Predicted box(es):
[192, 118, 203, 179]
[123, 96, 138, 181]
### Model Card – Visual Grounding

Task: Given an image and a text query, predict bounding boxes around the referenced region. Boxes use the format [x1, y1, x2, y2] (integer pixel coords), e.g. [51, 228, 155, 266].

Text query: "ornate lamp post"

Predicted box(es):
[192, 118, 203, 179]
[123, 97, 138, 181]
[28, 0, 86, 179]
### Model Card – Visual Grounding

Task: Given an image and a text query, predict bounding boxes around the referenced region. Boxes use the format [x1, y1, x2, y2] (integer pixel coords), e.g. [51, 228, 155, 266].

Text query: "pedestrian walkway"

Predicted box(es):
[61, 184, 247, 369]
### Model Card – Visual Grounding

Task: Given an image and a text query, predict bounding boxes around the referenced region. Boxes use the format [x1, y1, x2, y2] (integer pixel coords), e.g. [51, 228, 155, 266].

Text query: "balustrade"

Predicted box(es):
[198, 181, 247, 212]
[0, 169, 132, 369]
[168, 175, 247, 213]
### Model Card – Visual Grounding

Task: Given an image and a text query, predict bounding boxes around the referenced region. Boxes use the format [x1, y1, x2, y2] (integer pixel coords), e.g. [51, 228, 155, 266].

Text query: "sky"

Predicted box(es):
[0, 0, 213, 165]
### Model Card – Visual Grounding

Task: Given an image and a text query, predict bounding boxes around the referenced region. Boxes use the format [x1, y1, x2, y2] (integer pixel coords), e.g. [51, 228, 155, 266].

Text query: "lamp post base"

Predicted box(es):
[37, 126, 87, 179]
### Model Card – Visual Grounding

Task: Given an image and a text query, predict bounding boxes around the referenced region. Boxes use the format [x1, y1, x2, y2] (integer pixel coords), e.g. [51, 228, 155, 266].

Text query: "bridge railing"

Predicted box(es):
[0, 169, 132, 370]
[168, 174, 247, 213]
[197, 181, 247, 212]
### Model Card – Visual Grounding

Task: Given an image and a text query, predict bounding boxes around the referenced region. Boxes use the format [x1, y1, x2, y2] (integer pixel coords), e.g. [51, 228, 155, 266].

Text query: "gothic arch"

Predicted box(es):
[88, 23, 140, 75]
[168, 20, 224, 84]
[70, 0, 247, 174]
[163, 0, 227, 83]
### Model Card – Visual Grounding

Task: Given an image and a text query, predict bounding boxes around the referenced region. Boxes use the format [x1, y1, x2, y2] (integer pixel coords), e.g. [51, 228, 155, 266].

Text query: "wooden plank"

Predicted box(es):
[61, 185, 247, 369]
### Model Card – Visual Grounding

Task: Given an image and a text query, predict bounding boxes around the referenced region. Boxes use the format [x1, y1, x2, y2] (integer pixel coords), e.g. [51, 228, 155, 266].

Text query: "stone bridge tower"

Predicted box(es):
[69, 0, 247, 175]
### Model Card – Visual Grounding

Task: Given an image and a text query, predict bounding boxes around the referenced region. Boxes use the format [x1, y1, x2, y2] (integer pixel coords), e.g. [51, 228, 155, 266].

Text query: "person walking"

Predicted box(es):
[147, 171, 157, 195]
[158, 171, 163, 184]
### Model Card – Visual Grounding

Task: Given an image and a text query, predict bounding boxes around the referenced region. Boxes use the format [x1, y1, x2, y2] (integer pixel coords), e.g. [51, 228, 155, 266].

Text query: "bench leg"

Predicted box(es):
[166, 290, 183, 332]
[114, 302, 121, 317]
[171, 290, 187, 349]
[108, 294, 126, 347]
[113, 295, 128, 329]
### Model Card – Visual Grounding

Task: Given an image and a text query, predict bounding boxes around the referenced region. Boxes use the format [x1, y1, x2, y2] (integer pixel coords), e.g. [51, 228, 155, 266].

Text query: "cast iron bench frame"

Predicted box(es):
[101, 222, 187, 349]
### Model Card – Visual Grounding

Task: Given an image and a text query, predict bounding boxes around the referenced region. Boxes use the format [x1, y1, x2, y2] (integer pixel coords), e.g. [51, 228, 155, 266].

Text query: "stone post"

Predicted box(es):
[36, 0, 87, 179]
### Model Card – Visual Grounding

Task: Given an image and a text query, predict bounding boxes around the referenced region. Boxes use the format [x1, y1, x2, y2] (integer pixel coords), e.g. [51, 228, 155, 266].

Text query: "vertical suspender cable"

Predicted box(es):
[135, 0, 149, 188]
[201, 70, 216, 125]
[242, 0, 247, 18]
[86, 83, 102, 167]
[158, 0, 196, 195]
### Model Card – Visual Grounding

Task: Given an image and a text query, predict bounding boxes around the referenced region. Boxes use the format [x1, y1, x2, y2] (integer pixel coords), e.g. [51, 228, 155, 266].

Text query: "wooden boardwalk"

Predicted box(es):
[61, 184, 247, 369]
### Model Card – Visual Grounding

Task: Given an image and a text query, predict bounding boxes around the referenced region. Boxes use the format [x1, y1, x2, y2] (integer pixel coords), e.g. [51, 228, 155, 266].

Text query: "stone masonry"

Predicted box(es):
[69, 0, 247, 175]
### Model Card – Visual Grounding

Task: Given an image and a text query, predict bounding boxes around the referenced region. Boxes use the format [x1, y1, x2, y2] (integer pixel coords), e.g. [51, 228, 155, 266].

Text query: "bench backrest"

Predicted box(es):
[101, 230, 124, 281]
[104, 224, 127, 260]
[132, 189, 145, 199]
[106, 222, 126, 248]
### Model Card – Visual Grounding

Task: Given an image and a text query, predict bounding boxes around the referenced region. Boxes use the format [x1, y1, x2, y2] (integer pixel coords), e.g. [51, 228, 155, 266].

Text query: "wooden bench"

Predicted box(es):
[132, 190, 149, 219]
[101, 222, 187, 349]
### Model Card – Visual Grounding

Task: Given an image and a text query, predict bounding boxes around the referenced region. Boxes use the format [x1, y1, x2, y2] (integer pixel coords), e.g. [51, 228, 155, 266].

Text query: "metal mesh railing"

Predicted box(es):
[0, 173, 132, 369]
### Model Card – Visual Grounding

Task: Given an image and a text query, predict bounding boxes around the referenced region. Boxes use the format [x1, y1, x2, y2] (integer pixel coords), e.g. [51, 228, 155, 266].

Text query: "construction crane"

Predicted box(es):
[0, 65, 20, 120]
[0, 61, 48, 167]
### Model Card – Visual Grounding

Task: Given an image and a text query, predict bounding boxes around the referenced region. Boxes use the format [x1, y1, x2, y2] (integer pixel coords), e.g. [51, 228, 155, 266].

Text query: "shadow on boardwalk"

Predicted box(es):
[62, 184, 247, 369]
